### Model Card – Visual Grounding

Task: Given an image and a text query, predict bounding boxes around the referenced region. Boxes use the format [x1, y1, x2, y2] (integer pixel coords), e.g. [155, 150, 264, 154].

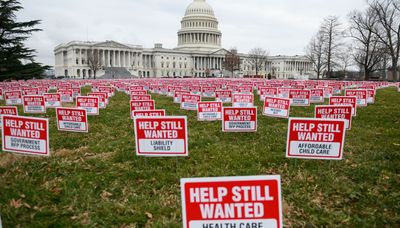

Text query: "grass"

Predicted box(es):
[0, 86, 399, 227]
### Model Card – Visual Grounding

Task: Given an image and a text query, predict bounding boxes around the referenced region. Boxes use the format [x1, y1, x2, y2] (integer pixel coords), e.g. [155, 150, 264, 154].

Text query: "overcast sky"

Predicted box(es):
[17, 0, 368, 66]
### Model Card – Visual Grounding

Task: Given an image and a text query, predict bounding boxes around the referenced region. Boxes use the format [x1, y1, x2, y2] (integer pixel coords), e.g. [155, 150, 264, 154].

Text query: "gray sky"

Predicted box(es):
[18, 0, 368, 66]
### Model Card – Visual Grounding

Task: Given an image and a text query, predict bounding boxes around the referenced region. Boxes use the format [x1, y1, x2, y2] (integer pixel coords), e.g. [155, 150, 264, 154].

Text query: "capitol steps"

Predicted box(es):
[101, 67, 134, 79]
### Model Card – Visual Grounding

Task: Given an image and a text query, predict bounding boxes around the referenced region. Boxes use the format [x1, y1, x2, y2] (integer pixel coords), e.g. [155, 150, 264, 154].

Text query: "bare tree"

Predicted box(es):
[320, 16, 343, 78]
[370, 0, 400, 81]
[223, 48, 240, 78]
[305, 30, 327, 79]
[337, 45, 353, 78]
[349, 8, 385, 80]
[247, 48, 268, 76]
[87, 48, 103, 80]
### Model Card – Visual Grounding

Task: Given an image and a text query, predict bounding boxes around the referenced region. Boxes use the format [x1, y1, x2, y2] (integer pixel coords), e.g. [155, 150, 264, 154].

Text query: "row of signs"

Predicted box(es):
[0, 80, 395, 228]
[0, 88, 116, 156]
[4, 94, 104, 115]
[132, 113, 348, 160]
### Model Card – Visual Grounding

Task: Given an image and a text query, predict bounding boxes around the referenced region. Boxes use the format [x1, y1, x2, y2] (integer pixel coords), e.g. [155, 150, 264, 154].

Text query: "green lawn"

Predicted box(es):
[0, 87, 399, 227]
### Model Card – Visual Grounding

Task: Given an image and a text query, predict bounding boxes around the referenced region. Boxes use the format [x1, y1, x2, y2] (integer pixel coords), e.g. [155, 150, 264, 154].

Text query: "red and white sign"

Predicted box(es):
[58, 89, 73, 103]
[71, 87, 81, 98]
[4, 91, 22, 105]
[366, 89, 375, 104]
[329, 96, 357, 116]
[181, 94, 201, 110]
[56, 107, 88, 132]
[134, 116, 188, 156]
[0, 106, 18, 129]
[202, 86, 216, 97]
[197, 101, 223, 121]
[232, 94, 254, 108]
[131, 94, 151, 101]
[180, 175, 283, 228]
[223, 107, 257, 132]
[132, 110, 166, 117]
[130, 100, 155, 118]
[263, 97, 290, 118]
[22, 87, 39, 96]
[286, 118, 346, 160]
[345, 89, 367, 107]
[76, 96, 99, 115]
[130, 90, 147, 96]
[174, 90, 191, 103]
[43, 93, 61, 108]
[289, 90, 310, 106]
[98, 86, 114, 97]
[277, 88, 290, 98]
[215, 90, 232, 103]
[1, 115, 49, 156]
[315, 105, 352, 130]
[322, 87, 333, 98]
[23, 95, 46, 114]
[88, 92, 108, 108]
[259, 87, 278, 101]
[310, 89, 324, 103]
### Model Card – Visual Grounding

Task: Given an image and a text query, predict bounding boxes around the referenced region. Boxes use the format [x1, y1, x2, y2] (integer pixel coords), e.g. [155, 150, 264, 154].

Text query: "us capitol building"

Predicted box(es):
[54, 0, 314, 79]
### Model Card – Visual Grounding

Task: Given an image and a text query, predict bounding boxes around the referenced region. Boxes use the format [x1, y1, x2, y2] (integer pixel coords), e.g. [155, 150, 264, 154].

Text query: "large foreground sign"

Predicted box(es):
[180, 175, 283, 228]
[1, 115, 49, 156]
[134, 116, 188, 156]
[0, 107, 18, 129]
[286, 118, 346, 160]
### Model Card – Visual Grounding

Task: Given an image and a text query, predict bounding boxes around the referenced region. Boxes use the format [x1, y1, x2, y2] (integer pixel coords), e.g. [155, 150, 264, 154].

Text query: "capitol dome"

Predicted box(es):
[185, 0, 215, 16]
[176, 0, 222, 51]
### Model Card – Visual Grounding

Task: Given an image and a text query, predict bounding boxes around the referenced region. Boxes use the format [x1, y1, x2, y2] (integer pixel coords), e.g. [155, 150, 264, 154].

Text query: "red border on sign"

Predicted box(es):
[180, 175, 283, 228]
[222, 107, 257, 132]
[22, 95, 46, 114]
[263, 97, 290, 119]
[1, 115, 50, 156]
[76, 96, 100, 116]
[197, 101, 223, 121]
[314, 105, 352, 130]
[56, 107, 88, 133]
[134, 116, 188, 156]
[286, 117, 346, 160]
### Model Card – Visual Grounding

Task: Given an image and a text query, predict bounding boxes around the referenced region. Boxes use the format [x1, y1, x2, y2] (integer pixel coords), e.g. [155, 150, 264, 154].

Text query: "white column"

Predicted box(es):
[121, 51, 124, 67]
[118, 50, 121, 67]
[123, 51, 126, 67]
[114, 50, 117, 67]
[79, 49, 82, 66]
[128, 52, 130, 68]
[111, 50, 114, 67]
[119, 50, 122, 67]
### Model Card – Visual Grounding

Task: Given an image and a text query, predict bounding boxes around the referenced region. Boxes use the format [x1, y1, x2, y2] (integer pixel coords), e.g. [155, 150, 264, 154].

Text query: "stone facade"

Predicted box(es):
[54, 0, 314, 79]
